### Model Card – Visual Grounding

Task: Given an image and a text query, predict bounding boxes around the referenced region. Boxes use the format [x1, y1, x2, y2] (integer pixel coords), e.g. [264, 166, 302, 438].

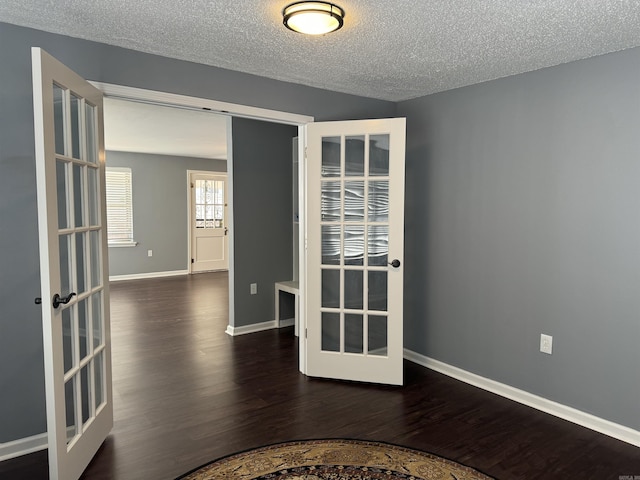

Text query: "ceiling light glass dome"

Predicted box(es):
[283, 2, 345, 35]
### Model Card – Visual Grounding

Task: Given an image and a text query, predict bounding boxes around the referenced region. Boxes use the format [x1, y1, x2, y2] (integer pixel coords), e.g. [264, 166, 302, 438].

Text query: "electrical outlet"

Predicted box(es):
[250, 283, 257, 295]
[540, 334, 553, 355]
[147, 250, 153, 257]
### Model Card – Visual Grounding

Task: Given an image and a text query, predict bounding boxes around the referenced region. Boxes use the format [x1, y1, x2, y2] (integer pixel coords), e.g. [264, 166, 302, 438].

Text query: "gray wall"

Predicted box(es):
[0, 22, 394, 444]
[106, 151, 226, 277]
[231, 118, 297, 327]
[398, 47, 640, 430]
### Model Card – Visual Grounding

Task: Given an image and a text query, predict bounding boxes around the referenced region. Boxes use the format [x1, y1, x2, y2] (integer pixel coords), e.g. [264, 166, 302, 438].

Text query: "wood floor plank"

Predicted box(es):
[1, 271, 639, 479]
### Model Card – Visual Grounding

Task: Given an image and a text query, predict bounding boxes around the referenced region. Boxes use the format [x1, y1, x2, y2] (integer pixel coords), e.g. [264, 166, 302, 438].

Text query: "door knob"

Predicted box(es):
[52, 292, 76, 308]
[389, 259, 401, 268]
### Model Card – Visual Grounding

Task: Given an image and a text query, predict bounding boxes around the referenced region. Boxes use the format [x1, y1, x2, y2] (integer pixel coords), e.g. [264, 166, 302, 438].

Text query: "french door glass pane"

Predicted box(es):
[321, 269, 340, 308]
[70, 94, 81, 159]
[91, 291, 103, 348]
[214, 181, 224, 204]
[94, 350, 104, 409]
[321, 181, 341, 222]
[85, 103, 97, 164]
[368, 315, 388, 356]
[195, 205, 204, 228]
[368, 225, 389, 266]
[214, 206, 223, 222]
[80, 365, 90, 424]
[369, 134, 390, 176]
[195, 181, 204, 203]
[344, 270, 363, 309]
[90, 230, 101, 288]
[59, 234, 72, 295]
[368, 181, 389, 222]
[368, 271, 388, 311]
[205, 205, 214, 228]
[206, 181, 213, 203]
[77, 298, 89, 360]
[53, 85, 65, 156]
[344, 226, 364, 266]
[62, 307, 74, 374]
[345, 136, 364, 176]
[344, 181, 364, 221]
[88, 167, 99, 226]
[322, 136, 341, 177]
[321, 312, 340, 352]
[345, 314, 363, 353]
[65, 378, 77, 444]
[56, 161, 69, 230]
[73, 164, 85, 228]
[75, 232, 86, 294]
[321, 225, 340, 265]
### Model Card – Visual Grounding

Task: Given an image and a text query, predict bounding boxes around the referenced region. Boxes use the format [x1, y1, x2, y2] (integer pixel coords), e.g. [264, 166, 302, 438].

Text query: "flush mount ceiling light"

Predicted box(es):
[283, 1, 345, 35]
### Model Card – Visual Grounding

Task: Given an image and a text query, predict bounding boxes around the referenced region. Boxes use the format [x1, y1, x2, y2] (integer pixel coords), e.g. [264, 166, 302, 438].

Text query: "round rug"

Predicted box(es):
[178, 439, 494, 480]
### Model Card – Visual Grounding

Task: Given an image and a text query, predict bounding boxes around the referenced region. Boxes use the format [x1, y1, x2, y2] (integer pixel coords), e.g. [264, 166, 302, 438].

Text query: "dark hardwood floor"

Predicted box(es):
[2, 272, 639, 479]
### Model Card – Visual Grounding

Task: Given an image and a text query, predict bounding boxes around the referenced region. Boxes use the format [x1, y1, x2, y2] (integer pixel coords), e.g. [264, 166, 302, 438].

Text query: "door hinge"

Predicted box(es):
[191, 258, 194, 263]
[305, 328, 308, 339]
[191, 183, 194, 188]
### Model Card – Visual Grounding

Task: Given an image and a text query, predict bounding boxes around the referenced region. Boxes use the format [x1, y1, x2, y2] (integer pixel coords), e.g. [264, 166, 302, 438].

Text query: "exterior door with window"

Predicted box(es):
[305, 118, 405, 386]
[190, 172, 229, 272]
[32, 48, 112, 480]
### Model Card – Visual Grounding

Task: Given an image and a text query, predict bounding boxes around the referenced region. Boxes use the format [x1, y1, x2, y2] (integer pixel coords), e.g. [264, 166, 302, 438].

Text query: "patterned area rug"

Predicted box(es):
[177, 439, 494, 480]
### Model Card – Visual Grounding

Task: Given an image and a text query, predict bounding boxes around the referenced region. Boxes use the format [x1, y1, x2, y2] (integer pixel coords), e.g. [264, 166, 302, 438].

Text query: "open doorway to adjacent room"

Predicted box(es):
[103, 97, 229, 280]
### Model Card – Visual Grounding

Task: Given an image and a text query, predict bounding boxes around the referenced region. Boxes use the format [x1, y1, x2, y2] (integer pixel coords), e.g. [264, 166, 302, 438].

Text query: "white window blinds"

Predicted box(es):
[105, 167, 135, 245]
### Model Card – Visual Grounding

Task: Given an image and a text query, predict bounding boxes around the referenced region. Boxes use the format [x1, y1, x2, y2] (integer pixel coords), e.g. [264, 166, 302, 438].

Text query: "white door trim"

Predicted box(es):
[90, 82, 312, 343]
[89, 82, 314, 125]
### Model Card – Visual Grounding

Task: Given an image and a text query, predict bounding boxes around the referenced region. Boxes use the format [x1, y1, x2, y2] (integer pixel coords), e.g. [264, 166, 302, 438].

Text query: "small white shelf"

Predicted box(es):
[274, 280, 300, 336]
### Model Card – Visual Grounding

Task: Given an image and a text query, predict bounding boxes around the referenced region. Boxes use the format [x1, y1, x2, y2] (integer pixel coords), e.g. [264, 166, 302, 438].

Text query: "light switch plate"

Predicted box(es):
[540, 334, 553, 354]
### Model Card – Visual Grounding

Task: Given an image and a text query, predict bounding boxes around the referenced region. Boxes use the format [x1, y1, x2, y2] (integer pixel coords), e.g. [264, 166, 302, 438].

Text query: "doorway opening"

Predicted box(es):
[103, 97, 229, 280]
[95, 82, 312, 370]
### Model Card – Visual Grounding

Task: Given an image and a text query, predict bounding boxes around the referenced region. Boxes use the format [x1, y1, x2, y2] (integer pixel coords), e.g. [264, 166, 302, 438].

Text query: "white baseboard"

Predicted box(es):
[225, 318, 297, 336]
[0, 432, 47, 461]
[278, 318, 296, 328]
[109, 269, 189, 282]
[404, 349, 640, 448]
[225, 320, 278, 336]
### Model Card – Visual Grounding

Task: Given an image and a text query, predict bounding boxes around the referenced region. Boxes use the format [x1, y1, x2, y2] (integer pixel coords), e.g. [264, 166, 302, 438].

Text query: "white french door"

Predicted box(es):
[32, 48, 113, 480]
[189, 172, 229, 272]
[305, 118, 406, 386]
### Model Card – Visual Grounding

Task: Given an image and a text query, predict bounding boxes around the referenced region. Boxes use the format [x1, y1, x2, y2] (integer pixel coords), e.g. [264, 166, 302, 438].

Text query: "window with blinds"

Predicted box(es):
[105, 167, 135, 246]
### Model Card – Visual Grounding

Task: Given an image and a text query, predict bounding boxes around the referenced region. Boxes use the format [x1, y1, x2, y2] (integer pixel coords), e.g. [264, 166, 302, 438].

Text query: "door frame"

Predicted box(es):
[187, 170, 229, 273]
[90, 82, 313, 373]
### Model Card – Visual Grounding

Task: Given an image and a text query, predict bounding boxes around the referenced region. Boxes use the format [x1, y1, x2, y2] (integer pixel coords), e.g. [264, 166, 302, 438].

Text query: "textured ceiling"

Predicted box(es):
[104, 99, 228, 159]
[2, 1, 640, 101]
